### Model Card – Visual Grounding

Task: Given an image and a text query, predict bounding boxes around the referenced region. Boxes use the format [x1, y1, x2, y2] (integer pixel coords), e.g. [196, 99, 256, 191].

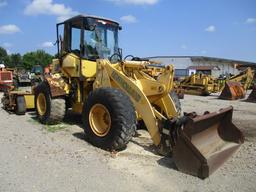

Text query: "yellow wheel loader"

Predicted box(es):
[178, 73, 220, 96]
[34, 15, 244, 179]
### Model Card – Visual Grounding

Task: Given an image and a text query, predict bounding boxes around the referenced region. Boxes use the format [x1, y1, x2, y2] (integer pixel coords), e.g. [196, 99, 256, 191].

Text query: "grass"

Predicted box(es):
[27, 118, 40, 125]
[27, 118, 68, 133]
[44, 123, 67, 133]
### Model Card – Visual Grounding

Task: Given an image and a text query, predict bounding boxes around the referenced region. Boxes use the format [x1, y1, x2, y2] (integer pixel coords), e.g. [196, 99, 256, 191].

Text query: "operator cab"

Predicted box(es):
[57, 14, 121, 61]
[31, 65, 43, 75]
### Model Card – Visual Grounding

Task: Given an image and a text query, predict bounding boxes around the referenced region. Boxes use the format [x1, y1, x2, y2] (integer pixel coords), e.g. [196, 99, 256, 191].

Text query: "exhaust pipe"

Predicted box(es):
[172, 107, 244, 179]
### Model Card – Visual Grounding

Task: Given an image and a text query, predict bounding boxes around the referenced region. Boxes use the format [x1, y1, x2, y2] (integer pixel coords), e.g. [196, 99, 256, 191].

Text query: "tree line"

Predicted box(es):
[0, 46, 54, 70]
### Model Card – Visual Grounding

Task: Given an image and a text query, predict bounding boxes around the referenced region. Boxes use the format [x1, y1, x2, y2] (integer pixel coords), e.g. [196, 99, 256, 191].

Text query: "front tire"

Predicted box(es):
[35, 82, 66, 124]
[82, 88, 137, 151]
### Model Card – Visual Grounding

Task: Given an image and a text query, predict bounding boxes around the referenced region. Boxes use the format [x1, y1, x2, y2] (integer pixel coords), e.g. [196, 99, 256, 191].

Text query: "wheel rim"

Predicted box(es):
[37, 93, 47, 116]
[89, 104, 111, 137]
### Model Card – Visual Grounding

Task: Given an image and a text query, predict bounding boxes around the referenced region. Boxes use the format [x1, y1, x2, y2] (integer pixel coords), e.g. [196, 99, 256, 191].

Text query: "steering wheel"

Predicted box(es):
[109, 53, 122, 64]
[124, 55, 148, 62]
[124, 55, 135, 61]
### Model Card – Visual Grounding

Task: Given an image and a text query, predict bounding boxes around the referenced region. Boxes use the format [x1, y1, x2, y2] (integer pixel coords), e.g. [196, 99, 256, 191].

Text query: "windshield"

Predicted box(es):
[31, 65, 43, 74]
[84, 19, 119, 60]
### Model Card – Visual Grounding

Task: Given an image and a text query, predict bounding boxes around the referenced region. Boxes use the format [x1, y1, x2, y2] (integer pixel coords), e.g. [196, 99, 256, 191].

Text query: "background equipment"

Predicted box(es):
[0, 64, 13, 91]
[1, 88, 34, 115]
[13, 68, 31, 87]
[219, 67, 254, 100]
[246, 85, 256, 103]
[178, 73, 219, 96]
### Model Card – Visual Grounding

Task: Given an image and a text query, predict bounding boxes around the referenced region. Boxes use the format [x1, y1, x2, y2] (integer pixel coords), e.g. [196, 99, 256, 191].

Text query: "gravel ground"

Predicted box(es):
[0, 91, 255, 192]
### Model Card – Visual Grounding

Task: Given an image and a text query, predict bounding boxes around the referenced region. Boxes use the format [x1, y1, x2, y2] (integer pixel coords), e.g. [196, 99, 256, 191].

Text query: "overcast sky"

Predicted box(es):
[0, 0, 256, 62]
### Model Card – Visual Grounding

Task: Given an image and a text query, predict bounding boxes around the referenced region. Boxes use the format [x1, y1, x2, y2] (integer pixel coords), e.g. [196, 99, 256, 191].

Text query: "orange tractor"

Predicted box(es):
[0, 64, 13, 91]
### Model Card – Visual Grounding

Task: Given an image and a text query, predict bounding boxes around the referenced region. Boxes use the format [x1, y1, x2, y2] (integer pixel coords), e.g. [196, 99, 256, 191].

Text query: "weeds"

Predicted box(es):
[45, 123, 67, 132]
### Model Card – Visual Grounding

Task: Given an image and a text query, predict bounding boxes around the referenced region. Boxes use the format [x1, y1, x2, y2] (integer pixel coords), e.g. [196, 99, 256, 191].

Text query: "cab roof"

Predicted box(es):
[60, 14, 120, 26]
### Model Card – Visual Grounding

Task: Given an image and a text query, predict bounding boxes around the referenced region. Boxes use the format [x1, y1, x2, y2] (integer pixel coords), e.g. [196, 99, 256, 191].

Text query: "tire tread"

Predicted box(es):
[83, 88, 136, 151]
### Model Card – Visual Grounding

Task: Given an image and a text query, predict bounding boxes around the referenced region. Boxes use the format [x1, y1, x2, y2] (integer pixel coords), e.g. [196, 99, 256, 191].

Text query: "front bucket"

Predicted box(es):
[247, 85, 256, 103]
[173, 107, 244, 179]
[219, 82, 246, 100]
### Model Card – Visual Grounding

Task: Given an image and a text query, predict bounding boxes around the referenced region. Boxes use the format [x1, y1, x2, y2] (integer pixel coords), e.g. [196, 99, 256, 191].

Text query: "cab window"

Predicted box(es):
[71, 27, 81, 56]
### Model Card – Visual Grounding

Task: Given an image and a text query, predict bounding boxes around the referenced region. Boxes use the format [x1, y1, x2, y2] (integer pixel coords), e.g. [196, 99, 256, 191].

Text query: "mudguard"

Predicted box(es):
[45, 74, 68, 98]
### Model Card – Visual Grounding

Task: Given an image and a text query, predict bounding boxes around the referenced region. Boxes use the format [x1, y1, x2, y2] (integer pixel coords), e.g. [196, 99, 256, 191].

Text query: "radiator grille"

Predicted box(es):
[0, 71, 12, 81]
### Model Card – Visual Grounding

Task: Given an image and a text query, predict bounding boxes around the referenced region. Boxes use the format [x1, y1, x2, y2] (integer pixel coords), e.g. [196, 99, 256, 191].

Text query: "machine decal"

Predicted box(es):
[111, 71, 141, 102]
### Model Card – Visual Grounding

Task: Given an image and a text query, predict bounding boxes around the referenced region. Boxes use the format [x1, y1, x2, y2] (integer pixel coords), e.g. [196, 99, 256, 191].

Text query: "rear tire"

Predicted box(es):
[82, 88, 137, 151]
[15, 96, 26, 115]
[35, 82, 66, 124]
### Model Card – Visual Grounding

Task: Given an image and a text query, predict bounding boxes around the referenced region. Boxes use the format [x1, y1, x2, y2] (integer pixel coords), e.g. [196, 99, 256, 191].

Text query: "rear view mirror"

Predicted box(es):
[87, 24, 96, 31]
